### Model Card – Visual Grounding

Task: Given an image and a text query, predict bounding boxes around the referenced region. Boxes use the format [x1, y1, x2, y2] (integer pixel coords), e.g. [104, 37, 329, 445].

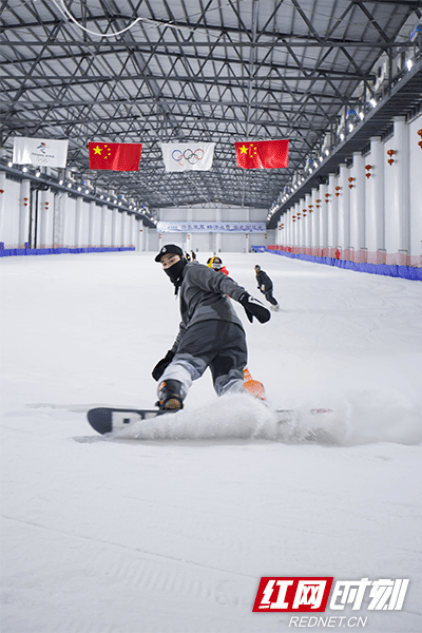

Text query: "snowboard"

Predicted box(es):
[87, 407, 168, 435]
[87, 405, 333, 436]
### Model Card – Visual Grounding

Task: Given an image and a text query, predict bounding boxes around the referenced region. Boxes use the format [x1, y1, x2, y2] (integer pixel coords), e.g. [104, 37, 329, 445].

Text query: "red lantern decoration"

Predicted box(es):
[386, 149, 396, 166]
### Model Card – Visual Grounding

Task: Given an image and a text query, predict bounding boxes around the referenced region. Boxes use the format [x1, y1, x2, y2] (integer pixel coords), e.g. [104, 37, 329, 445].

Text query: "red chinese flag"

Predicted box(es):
[88, 142, 142, 171]
[235, 139, 289, 169]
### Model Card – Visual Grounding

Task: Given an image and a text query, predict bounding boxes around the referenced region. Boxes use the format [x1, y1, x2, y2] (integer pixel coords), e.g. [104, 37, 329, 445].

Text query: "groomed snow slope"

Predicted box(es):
[1, 251, 421, 633]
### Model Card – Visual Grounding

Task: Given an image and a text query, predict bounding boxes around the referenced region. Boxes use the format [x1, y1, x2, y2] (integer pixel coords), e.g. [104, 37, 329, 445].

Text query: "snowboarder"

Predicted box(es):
[152, 244, 271, 410]
[254, 265, 280, 310]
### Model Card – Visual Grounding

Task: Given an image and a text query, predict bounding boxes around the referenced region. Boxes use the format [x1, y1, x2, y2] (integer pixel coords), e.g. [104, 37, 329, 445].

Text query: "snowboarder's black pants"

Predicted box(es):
[160, 320, 248, 397]
[263, 289, 278, 306]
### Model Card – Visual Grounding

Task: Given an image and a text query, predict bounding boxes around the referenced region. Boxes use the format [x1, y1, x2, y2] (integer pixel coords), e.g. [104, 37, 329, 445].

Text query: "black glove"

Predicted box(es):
[239, 293, 271, 324]
[152, 350, 175, 381]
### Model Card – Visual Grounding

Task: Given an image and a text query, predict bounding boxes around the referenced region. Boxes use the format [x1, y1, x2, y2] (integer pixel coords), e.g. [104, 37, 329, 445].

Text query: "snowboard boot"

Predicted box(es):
[156, 379, 184, 411]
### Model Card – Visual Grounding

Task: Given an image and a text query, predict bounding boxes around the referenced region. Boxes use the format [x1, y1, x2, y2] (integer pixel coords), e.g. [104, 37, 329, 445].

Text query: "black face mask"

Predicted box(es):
[164, 258, 187, 289]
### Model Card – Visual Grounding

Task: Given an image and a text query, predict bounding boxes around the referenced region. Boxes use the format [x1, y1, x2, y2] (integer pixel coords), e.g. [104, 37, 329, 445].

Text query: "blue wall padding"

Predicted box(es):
[263, 249, 422, 281]
[0, 247, 135, 257]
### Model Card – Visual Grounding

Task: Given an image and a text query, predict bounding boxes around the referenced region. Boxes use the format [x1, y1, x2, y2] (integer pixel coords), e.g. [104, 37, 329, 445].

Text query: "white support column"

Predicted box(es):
[19, 179, 31, 248]
[145, 226, 151, 252]
[88, 201, 96, 247]
[277, 220, 283, 247]
[120, 212, 126, 247]
[350, 151, 366, 262]
[111, 209, 120, 247]
[286, 209, 291, 250]
[366, 136, 385, 264]
[100, 207, 108, 246]
[409, 116, 422, 266]
[38, 189, 54, 248]
[290, 205, 295, 251]
[137, 221, 145, 251]
[338, 164, 351, 258]
[184, 208, 193, 253]
[157, 229, 162, 252]
[290, 205, 296, 250]
[318, 184, 327, 256]
[121, 211, 127, 245]
[303, 193, 311, 252]
[121, 212, 128, 247]
[74, 196, 83, 248]
[128, 214, 135, 248]
[245, 207, 251, 253]
[62, 194, 71, 248]
[311, 188, 320, 254]
[30, 188, 37, 248]
[53, 192, 65, 248]
[394, 116, 410, 264]
[214, 208, 222, 253]
[293, 202, 300, 251]
[328, 173, 339, 256]
[297, 201, 302, 252]
[0, 171, 6, 240]
[128, 213, 135, 247]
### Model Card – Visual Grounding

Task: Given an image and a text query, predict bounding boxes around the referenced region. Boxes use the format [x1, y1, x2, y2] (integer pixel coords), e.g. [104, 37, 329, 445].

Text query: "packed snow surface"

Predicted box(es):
[1, 251, 421, 633]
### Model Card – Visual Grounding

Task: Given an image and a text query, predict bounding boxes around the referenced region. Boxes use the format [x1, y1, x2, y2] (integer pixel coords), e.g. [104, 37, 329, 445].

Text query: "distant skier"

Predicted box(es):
[152, 244, 271, 410]
[254, 265, 280, 311]
[211, 256, 229, 276]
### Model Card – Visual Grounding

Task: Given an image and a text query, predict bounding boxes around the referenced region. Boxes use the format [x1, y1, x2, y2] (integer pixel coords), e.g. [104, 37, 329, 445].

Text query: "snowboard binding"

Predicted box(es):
[156, 379, 184, 410]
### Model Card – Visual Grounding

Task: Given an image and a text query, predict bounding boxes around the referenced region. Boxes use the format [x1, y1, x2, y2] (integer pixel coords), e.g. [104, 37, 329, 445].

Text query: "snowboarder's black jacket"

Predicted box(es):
[256, 269, 273, 292]
[170, 262, 247, 352]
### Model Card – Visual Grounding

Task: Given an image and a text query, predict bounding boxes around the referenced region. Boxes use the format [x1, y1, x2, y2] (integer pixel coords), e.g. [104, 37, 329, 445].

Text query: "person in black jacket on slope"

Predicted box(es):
[151, 245, 271, 410]
[254, 265, 280, 311]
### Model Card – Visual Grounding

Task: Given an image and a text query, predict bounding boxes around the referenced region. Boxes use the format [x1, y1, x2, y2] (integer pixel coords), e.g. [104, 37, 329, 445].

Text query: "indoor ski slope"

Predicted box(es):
[1, 251, 421, 633]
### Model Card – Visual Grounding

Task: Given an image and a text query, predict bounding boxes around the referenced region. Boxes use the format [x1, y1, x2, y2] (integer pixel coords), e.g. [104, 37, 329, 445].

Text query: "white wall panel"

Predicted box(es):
[62, 197, 76, 247]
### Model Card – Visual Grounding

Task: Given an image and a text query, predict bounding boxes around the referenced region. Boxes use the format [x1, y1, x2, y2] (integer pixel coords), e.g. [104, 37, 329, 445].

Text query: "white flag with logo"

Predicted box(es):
[160, 142, 215, 172]
[13, 137, 69, 167]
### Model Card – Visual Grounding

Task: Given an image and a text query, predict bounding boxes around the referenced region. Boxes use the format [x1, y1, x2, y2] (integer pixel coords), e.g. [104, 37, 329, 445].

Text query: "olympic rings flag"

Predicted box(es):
[160, 142, 216, 172]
